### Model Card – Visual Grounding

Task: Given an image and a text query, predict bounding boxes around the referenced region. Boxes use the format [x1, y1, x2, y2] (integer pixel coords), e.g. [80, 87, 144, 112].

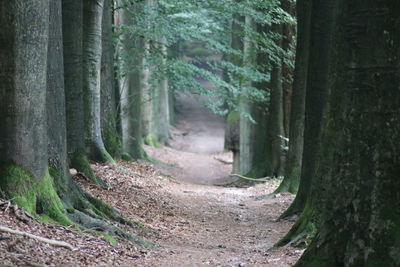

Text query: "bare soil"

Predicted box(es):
[0, 92, 302, 266]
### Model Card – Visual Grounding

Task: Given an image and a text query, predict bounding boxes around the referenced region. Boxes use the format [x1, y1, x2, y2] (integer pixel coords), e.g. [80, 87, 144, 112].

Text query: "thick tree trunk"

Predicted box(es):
[83, 0, 114, 163]
[62, 0, 99, 183]
[277, 0, 336, 246]
[296, 1, 400, 265]
[275, 0, 310, 194]
[0, 0, 70, 225]
[101, 0, 122, 158]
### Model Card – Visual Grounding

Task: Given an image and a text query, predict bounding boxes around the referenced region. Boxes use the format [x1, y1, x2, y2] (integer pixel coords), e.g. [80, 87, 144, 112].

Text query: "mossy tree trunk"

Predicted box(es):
[277, 0, 336, 246]
[0, 0, 71, 225]
[274, 0, 310, 194]
[83, 0, 115, 164]
[62, 0, 101, 184]
[101, 0, 122, 158]
[296, 1, 400, 265]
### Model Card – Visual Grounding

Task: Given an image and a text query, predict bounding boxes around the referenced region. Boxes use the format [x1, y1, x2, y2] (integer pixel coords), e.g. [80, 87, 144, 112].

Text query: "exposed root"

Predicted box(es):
[213, 157, 233, 165]
[229, 173, 271, 182]
[0, 225, 73, 250]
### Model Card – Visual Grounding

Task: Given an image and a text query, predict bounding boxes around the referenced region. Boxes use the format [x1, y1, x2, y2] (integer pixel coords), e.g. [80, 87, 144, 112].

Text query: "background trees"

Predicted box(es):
[1, 0, 399, 265]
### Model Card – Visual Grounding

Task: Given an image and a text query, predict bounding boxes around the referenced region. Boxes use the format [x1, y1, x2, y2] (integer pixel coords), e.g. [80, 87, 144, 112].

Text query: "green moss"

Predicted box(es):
[0, 162, 72, 226]
[143, 134, 160, 148]
[103, 234, 118, 246]
[97, 147, 116, 165]
[70, 151, 97, 182]
[276, 204, 316, 247]
[102, 126, 122, 158]
[227, 110, 240, 123]
[121, 152, 133, 161]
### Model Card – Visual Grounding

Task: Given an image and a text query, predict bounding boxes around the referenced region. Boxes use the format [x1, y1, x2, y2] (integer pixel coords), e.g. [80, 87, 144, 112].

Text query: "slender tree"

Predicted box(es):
[119, 0, 147, 159]
[264, 23, 285, 177]
[101, 0, 122, 158]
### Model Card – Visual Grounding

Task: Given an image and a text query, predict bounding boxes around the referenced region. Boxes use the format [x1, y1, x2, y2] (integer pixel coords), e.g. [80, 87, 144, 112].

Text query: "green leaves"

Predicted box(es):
[115, 0, 294, 116]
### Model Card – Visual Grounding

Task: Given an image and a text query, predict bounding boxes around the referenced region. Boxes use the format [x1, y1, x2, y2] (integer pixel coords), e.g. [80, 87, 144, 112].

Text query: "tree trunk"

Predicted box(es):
[277, 0, 336, 246]
[238, 16, 256, 175]
[275, 0, 310, 194]
[158, 38, 171, 144]
[265, 24, 285, 177]
[83, 0, 114, 163]
[101, 0, 122, 158]
[0, 0, 70, 225]
[225, 14, 244, 173]
[62, 0, 100, 183]
[119, 2, 147, 160]
[296, 1, 400, 265]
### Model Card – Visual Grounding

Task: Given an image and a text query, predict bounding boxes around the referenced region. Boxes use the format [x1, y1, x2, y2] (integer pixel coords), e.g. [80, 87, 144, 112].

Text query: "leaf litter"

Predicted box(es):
[0, 154, 302, 266]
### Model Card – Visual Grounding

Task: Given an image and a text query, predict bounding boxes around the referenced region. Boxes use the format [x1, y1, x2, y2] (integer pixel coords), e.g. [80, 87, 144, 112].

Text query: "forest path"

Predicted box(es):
[146, 89, 233, 185]
[0, 91, 301, 266]
[139, 92, 301, 266]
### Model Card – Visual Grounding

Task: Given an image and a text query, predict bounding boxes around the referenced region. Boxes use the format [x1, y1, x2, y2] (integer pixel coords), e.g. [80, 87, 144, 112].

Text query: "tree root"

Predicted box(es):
[0, 225, 73, 250]
[229, 173, 271, 182]
[213, 157, 233, 165]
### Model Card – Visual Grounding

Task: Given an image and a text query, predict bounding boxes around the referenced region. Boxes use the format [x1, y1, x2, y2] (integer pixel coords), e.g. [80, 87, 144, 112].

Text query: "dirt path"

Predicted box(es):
[139, 92, 301, 266]
[0, 92, 301, 266]
[146, 91, 233, 185]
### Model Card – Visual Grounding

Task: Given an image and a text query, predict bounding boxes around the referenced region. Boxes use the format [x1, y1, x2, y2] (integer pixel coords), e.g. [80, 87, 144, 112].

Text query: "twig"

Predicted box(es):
[229, 174, 270, 182]
[213, 157, 233, 165]
[0, 225, 73, 250]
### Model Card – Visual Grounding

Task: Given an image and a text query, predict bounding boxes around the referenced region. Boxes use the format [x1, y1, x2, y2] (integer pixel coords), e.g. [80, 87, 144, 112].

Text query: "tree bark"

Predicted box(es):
[62, 0, 99, 183]
[0, 0, 71, 225]
[83, 0, 114, 163]
[275, 0, 310, 194]
[101, 0, 122, 158]
[296, 1, 400, 265]
[119, 1, 147, 160]
[265, 23, 285, 177]
[277, 0, 337, 246]
[225, 14, 244, 174]
[158, 38, 171, 144]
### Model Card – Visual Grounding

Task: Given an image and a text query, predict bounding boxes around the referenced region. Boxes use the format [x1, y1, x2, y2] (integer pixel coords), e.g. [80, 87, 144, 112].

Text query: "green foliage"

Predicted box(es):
[115, 0, 295, 116]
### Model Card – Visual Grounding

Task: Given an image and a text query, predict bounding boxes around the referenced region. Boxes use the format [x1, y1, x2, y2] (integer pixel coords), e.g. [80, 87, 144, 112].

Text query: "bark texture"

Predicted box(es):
[265, 24, 285, 177]
[0, 0, 71, 225]
[62, 0, 98, 183]
[296, 1, 400, 266]
[101, 0, 122, 158]
[83, 0, 114, 163]
[275, 0, 310, 193]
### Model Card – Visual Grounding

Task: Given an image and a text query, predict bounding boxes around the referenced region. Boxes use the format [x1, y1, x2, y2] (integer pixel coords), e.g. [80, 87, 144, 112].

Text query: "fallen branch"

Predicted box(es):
[213, 157, 233, 165]
[0, 225, 73, 250]
[229, 174, 271, 182]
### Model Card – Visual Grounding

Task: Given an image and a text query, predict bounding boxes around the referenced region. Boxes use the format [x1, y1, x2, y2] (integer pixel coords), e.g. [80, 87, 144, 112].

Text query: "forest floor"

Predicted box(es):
[0, 92, 302, 266]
